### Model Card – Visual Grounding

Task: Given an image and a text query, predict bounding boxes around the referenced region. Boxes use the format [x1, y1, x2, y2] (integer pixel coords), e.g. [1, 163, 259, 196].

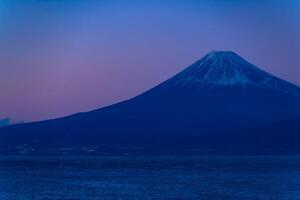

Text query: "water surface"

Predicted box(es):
[0, 156, 299, 200]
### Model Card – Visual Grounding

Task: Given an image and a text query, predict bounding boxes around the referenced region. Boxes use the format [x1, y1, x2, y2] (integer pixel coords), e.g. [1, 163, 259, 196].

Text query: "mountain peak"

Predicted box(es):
[204, 50, 254, 68]
[206, 50, 252, 69]
[161, 51, 300, 97]
[207, 50, 239, 57]
[169, 50, 271, 87]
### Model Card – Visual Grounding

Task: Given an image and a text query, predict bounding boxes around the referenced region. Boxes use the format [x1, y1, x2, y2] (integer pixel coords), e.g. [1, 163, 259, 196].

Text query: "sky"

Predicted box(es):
[0, 0, 300, 122]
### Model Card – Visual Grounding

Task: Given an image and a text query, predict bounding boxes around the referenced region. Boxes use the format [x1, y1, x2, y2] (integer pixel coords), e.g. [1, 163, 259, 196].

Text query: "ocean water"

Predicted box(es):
[0, 156, 300, 200]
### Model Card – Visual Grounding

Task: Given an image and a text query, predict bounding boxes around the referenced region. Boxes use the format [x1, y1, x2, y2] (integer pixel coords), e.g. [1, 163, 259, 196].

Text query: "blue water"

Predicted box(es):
[0, 156, 300, 200]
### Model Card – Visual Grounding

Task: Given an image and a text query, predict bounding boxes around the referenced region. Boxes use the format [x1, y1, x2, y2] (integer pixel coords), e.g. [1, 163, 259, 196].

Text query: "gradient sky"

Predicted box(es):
[0, 0, 300, 122]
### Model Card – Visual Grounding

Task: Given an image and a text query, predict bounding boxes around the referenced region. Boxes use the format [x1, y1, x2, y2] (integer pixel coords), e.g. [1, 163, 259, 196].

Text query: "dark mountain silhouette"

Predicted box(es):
[1, 51, 300, 155]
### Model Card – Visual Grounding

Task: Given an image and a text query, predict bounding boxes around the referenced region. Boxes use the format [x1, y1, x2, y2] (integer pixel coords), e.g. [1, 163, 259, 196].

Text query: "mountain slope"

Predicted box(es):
[1, 51, 300, 154]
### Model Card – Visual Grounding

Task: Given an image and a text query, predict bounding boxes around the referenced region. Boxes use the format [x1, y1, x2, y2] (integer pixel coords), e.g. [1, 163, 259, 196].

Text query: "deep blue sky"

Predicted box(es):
[0, 0, 299, 122]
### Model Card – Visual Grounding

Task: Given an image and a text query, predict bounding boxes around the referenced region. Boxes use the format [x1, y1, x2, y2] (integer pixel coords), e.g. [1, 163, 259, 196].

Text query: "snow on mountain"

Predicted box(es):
[162, 51, 300, 97]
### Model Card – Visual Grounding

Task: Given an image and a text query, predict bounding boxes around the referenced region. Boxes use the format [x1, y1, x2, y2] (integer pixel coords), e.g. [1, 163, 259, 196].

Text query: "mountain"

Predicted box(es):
[1, 51, 300, 155]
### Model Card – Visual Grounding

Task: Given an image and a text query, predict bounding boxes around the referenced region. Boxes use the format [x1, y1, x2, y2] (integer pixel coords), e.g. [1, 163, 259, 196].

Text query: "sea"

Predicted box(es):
[0, 156, 300, 200]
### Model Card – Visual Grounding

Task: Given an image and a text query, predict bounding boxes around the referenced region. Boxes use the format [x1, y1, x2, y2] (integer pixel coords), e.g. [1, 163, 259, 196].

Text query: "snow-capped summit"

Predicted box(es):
[161, 51, 300, 97]
[171, 51, 275, 86]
